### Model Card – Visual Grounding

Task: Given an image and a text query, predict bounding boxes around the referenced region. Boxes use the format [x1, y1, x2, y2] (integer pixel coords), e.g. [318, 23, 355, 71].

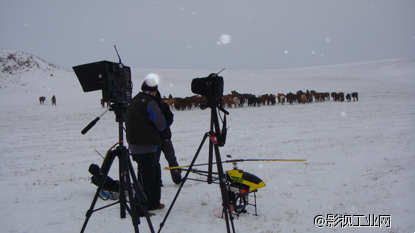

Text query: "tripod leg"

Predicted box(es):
[158, 133, 209, 233]
[207, 118, 214, 184]
[123, 165, 140, 233]
[213, 144, 236, 233]
[127, 156, 155, 233]
[119, 147, 127, 219]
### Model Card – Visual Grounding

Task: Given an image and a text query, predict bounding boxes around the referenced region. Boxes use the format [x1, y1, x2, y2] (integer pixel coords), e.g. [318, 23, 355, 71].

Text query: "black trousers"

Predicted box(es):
[155, 139, 182, 184]
[132, 153, 161, 210]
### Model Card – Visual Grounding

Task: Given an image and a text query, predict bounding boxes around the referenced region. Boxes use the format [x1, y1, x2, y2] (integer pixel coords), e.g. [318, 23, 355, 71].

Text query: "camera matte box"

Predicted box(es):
[72, 61, 110, 92]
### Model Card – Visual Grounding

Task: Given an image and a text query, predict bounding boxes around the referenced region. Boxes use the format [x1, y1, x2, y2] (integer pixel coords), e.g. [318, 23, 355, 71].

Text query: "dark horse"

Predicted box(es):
[346, 93, 351, 102]
[352, 92, 359, 101]
[39, 96, 46, 104]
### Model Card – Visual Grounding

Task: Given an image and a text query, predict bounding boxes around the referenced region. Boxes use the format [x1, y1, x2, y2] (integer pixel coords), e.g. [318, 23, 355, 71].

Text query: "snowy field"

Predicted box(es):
[0, 50, 414, 233]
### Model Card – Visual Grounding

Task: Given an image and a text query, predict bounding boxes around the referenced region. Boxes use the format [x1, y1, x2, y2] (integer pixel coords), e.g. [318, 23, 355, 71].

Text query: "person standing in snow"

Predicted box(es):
[126, 77, 166, 216]
[155, 96, 182, 185]
[51, 95, 56, 105]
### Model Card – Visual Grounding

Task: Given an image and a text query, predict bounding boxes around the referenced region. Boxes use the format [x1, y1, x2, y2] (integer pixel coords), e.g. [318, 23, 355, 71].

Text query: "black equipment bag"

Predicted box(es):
[88, 163, 120, 192]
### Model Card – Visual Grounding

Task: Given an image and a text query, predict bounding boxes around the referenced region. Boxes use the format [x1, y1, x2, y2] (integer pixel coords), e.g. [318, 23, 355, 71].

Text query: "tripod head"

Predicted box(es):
[109, 102, 128, 123]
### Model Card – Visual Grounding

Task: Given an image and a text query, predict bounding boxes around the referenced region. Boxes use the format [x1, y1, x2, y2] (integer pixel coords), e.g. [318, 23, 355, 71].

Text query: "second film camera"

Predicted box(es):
[191, 72, 224, 108]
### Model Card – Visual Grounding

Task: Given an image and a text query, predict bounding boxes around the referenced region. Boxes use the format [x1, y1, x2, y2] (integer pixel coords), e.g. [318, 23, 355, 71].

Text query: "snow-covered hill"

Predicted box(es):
[0, 49, 72, 88]
[0, 49, 414, 233]
[0, 49, 61, 75]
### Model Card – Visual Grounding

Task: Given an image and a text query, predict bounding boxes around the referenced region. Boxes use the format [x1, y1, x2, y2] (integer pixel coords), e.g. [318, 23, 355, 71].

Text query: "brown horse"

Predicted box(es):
[162, 98, 176, 110]
[339, 92, 345, 102]
[39, 96, 46, 104]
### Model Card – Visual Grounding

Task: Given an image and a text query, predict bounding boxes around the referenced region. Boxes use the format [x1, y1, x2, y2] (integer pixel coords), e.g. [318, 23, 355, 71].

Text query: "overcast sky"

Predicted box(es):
[1, 1, 414, 70]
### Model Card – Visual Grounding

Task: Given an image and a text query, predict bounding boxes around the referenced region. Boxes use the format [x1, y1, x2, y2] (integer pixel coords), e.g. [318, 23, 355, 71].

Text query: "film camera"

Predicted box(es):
[191, 72, 224, 108]
[73, 60, 132, 104]
[190, 70, 228, 147]
[74, 49, 155, 233]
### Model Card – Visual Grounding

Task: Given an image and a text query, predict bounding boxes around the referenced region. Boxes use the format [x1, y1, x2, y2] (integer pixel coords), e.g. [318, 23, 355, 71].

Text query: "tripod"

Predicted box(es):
[80, 103, 154, 233]
[158, 102, 236, 233]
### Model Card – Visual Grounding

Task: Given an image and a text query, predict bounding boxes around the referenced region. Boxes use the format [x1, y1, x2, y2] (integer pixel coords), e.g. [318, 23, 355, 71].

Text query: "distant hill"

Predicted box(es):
[0, 49, 73, 89]
[0, 49, 69, 75]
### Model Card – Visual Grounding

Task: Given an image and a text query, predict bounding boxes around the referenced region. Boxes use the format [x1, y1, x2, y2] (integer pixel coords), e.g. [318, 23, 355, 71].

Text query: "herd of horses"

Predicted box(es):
[160, 90, 359, 111]
[92, 90, 358, 110]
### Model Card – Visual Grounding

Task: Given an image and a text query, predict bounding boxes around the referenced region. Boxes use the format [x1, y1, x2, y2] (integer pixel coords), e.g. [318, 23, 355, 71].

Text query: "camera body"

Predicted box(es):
[73, 60, 132, 104]
[191, 73, 224, 106]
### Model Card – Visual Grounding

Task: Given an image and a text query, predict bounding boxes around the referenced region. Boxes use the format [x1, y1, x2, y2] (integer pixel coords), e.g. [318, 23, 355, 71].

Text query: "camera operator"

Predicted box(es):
[126, 77, 166, 216]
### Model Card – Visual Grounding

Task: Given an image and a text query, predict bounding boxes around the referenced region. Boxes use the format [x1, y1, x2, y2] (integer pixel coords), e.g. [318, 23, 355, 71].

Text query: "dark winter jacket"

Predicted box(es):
[126, 92, 165, 147]
[159, 102, 174, 140]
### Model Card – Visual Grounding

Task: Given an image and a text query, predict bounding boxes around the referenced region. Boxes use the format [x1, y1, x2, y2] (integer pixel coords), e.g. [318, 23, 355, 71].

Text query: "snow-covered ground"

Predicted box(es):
[0, 49, 414, 233]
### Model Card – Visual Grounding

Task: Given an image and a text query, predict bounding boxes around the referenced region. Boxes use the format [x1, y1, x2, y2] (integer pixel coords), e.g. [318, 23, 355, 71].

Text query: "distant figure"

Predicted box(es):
[101, 99, 105, 108]
[39, 96, 46, 104]
[51, 95, 56, 105]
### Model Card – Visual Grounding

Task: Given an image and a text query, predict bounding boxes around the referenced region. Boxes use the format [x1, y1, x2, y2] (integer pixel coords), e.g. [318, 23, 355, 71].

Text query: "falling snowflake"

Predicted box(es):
[218, 34, 231, 45]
